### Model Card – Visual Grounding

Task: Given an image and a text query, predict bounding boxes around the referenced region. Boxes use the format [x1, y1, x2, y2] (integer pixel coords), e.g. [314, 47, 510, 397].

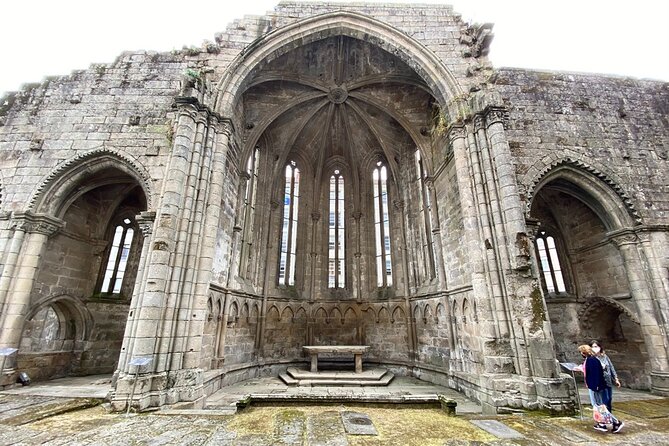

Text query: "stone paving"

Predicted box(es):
[1, 378, 669, 445]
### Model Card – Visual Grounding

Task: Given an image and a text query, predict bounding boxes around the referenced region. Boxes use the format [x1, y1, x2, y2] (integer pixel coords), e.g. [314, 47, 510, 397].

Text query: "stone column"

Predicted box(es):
[446, 124, 496, 342]
[352, 211, 363, 302]
[610, 230, 669, 395]
[308, 212, 321, 301]
[257, 200, 281, 354]
[117, 211, 155, 371]
[0, 213, 63, 354]
[424, 178, 447, 288]
[394, 199, 416, 361]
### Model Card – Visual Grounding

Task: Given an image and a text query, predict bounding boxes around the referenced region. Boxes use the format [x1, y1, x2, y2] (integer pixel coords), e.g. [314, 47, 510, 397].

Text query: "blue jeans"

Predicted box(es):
[601, 386, 613, 412]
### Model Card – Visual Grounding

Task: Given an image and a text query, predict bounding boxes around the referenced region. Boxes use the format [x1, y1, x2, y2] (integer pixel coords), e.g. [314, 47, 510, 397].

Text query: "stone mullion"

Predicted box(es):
[0, 213, 63, 355]
[610, 231, 669, 393]
[117, 211, 155, 372]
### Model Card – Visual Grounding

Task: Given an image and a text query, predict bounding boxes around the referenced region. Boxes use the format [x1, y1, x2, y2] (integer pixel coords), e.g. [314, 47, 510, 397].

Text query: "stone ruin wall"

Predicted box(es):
[494, 69, 669, 389]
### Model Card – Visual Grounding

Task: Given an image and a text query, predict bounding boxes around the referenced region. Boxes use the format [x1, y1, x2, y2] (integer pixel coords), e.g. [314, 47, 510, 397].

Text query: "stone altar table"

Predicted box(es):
[303, 345, 370, 373]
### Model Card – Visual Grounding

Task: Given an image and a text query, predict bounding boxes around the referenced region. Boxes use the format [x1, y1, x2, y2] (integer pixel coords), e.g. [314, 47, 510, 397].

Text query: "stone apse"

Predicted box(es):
[0, 2, 667, 414]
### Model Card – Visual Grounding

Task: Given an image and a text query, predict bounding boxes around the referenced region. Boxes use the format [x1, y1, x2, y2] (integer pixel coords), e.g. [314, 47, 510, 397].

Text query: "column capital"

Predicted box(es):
[135, 211, 156, 237]
[607, 229, 639, 247]
[524, 218, 541, 241]
[484, 106, 508, 128]
[311, 212, 321, 222]
[11, 212, 64, 236]
[445, 123, 466, 144]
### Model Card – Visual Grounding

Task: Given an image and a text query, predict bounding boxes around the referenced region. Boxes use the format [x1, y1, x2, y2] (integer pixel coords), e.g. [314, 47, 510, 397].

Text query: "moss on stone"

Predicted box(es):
[530, 282, 546, 331]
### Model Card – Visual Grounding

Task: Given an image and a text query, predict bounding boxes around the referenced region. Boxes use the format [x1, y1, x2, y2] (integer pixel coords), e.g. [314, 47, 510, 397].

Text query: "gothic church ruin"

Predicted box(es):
[0, 2, 667, 413]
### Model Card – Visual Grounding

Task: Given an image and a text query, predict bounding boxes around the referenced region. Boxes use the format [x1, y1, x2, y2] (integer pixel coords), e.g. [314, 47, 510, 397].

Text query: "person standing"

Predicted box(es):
[578, 344, 624, 433]
[590, 340, 620, 412]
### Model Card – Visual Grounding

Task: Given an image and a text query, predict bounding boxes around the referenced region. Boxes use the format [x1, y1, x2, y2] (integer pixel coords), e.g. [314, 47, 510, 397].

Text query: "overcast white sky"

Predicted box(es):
[1, 0, 667, 96]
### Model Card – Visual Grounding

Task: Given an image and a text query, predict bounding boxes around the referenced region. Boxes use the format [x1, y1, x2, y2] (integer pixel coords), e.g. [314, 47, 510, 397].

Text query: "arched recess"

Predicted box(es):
[22, 149, 149, 382]
[528, 161, 649, 388]
[18, 294, 94, 381]
[214, 11, 463, 118]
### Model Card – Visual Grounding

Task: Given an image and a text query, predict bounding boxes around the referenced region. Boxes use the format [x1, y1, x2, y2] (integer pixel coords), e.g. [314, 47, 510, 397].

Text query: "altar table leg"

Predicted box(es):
[355, 353, 363, 373]
[311, 354, 318, 372]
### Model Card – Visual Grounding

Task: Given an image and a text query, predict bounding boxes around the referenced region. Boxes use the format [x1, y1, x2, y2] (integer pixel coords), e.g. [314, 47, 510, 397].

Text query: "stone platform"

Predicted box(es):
[279, 366, 394, 386]
[204, 375, 480, 413]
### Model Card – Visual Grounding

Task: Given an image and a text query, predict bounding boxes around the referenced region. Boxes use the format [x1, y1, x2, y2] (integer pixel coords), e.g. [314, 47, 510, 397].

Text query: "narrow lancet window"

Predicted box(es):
[415, 150, 435, 279]
[373, 161, 393, 286]
[100, 218, 135, 294]
[328, 170, 345, 288]
[279, 161, 300, 286]
[536, 230, 566, 294]
[240, 148, 259, 278]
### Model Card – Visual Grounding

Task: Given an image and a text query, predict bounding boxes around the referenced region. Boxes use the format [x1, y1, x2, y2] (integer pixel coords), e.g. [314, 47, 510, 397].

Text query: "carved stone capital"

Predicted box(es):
[524, 218, 541, 241]
[608, 229, 639, 248]
[445, 124, 466, 144]
[135, 211, 156, 237]
[311, 212, 321, 222]
[484, 107, 508, 128]
[473, 114, 486, 132]
[352, 211, 363, 221]
[12, 212, 64, 236]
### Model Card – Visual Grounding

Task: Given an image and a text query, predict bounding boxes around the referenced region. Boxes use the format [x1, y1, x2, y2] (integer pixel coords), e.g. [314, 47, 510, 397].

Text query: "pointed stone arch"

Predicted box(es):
[24, 293, 93, 341]
[28, 148, 153, 216]
[523, 156, 641, 228]
[215, 11, 464, 118]
[578, 296, 640, 330]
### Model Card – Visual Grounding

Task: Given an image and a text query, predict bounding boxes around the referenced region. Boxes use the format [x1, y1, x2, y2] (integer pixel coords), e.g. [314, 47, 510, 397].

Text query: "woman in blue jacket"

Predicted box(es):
[578, 344, 624, 433]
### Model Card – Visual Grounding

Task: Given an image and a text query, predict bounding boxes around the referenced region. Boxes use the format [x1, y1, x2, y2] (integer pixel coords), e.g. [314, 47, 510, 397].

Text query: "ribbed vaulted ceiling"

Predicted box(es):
[241, 35, 436, 176]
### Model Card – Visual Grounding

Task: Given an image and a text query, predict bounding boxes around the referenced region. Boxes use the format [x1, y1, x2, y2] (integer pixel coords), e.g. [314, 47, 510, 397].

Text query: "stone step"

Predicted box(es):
[279, 372, 299, 385]
[286, 367, 388, 381]
[292, 374, 394, 387]
[280, 368, 395, 387]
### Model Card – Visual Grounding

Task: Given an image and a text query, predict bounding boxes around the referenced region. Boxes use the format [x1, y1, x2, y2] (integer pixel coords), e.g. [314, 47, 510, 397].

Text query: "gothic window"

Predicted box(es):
[415, 150, 436, 279]
[239, 148, 259, 278]
[328, 170, 345, 288]
[279, 161, 300, 286]
[373, 161, 393, 287]
[99, 218, 135, 295]
[535, 230, 567, 294]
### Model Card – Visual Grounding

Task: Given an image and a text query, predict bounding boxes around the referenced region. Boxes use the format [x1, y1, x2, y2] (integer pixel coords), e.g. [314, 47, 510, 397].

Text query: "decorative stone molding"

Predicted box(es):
[11, 212, 64, 236]
[607, 229, 639, 247]
[445, 124, 466, 144]
[483, 107, 509, 129]
[522, 157, 641, 224]
[136, 211, 156, 237]
[27, 147, 154, 212]
[578, 296, 639, 330]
